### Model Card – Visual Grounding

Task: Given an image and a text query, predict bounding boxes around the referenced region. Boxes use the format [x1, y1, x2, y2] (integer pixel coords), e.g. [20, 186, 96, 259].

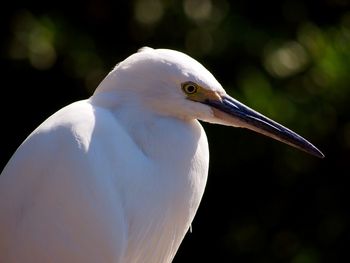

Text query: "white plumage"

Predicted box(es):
[0, 47, 323, 263]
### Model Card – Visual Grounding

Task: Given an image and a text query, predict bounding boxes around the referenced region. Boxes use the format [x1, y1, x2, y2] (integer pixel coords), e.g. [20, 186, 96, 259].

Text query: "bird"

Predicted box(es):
[0, 47, 324, 263]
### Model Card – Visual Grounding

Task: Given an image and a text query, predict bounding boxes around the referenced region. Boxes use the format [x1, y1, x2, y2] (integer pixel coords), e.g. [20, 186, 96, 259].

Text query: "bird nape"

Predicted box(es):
[0, 47, 324, 263]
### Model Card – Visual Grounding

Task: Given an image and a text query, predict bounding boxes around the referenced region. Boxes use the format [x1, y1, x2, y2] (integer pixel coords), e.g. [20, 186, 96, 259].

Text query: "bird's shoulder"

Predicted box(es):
[27, 99, 129, 151]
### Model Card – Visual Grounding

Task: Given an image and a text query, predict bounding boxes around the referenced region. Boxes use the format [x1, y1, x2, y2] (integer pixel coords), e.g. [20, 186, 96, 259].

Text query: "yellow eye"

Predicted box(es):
[182, 82, 198, 95]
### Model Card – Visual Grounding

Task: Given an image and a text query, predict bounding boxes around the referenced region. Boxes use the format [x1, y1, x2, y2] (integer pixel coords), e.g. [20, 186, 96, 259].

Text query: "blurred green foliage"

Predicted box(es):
[1, 0, 349, 262]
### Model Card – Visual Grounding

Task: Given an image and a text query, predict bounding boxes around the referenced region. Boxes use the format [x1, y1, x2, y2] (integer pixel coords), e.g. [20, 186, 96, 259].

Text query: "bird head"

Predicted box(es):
[94, 47, 324, 158]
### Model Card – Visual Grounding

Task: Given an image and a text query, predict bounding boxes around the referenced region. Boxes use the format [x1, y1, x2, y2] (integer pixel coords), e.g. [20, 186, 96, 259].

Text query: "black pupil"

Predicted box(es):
[186, 85, 195, 93]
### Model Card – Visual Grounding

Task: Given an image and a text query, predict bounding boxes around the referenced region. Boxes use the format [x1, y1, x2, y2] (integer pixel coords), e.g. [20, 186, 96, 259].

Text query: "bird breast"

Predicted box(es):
[106, 105, 210, 262]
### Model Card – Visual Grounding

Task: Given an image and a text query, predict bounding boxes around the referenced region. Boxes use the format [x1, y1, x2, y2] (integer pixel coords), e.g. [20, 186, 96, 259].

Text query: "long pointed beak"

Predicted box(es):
[204, 95, 324, 158]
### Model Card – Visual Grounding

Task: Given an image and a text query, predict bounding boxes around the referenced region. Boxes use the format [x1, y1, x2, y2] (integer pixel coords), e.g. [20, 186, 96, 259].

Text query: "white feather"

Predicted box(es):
[0, 48, 212, 263]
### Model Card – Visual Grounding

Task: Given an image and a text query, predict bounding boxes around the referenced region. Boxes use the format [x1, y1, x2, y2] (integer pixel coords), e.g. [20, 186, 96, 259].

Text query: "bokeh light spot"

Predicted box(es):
[134, 0, 164, 26]
[8, 11, 56, 70]
[264, 41, 309, 78]
[183, 0, 212, 22]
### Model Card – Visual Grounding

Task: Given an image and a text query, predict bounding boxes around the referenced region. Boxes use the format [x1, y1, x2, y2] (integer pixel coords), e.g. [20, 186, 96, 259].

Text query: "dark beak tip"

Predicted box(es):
[315, 149, 325, 159]
[301, 143, 325, 159]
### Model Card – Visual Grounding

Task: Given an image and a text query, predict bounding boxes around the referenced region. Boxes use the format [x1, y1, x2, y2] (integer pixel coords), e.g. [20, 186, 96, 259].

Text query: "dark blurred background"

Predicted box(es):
[1, 0, 349, 262]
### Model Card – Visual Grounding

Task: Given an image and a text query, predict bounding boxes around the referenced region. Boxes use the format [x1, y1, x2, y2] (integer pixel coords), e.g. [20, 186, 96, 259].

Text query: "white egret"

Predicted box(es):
[0, 47, 323, 263]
